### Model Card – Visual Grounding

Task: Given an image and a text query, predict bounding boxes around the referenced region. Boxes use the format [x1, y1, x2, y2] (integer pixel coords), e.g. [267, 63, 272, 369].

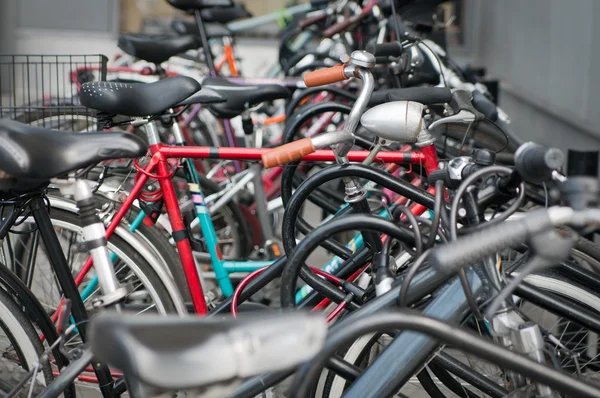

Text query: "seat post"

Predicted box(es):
[144, 120, 162, 145]
[170, 109, 186, 145]
[194, 9, 217, 75]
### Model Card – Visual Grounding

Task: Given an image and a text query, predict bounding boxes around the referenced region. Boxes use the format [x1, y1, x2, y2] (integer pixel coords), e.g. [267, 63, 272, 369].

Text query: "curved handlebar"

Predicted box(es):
[323, 0, 377, 38]
[299, 11, 328, 29]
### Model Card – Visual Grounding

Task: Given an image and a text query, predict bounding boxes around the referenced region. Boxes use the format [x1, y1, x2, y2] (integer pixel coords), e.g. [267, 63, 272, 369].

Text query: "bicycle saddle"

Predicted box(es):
[171, 19, 232, 38]
[167, 0, 233, 11]
[0, 119, 146, 181]
[167, 0, 252, 23]
[80, 77, 224, 117]
[200, 4, 252, 23]
[202, 77, 291, 118]
[118, 34, 201, 65]
[90, 312, 327, 391]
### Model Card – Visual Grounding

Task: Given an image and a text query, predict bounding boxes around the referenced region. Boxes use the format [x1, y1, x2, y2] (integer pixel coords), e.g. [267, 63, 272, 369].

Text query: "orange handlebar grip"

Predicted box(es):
[261, 138, 316, 168]
[304, 64, 348, 87]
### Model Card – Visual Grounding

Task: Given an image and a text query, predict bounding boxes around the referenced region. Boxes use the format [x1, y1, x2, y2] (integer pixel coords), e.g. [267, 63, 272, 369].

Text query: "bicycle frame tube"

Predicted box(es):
[215, 38, 238, 77]
[151, 148, 208, 314]
[221, 119, 242, 173]
[159, 145, 428, 166]
[29, 198, 115, 396]
[343, 270, 485, 398]
[226, 3, 312, 33]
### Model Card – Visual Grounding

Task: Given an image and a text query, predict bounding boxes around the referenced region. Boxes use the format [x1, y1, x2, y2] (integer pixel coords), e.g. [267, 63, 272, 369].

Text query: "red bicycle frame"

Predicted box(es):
[67, 142, 439, 315]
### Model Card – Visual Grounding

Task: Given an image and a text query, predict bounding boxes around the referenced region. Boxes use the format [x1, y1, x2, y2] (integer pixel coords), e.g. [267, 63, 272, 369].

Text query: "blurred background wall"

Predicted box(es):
[464, 0, 600, 150]
[0, 0, 598, 149]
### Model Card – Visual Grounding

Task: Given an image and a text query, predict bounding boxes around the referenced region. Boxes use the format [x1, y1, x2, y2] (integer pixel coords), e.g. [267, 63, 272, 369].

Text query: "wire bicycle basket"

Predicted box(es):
[0, 54, 108, 131]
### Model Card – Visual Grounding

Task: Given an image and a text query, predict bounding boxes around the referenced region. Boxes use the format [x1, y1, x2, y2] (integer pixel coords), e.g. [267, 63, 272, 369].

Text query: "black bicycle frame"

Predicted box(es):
[194, 9, 217, 74]
[29, 196, 115, 397]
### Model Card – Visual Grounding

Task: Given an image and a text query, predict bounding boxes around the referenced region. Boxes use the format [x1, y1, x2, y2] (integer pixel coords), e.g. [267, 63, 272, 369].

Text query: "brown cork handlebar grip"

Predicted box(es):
[262, 138, 316, 168]
[298, 12, 328, 29]
[304, 64, 348, 87]
[323, 11, 369, 38]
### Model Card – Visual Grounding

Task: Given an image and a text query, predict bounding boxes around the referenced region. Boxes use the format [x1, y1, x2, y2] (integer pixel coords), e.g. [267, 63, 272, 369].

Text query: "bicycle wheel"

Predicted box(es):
[16, 106, 97, 132]
[5, 207, 182, 394]
[317, 269, 600, 398]
[0, 285, 54, 392]
[6, 208, 178, 317]
[0, 357, 46, 397]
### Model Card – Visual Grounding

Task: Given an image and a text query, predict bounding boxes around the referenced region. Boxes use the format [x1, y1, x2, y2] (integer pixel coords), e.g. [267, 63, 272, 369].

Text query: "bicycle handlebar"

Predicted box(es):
[323, 0, 377, 38]
[428, 208, 560, 275]
[365, 42, 403, 58]
[386, 87, 453, 105]
[515, 142, 565, 184]
[304, 64, 348, 87]
[299, 11, 328, 29]
[472, 91, 498, 121]
[262, 138, 316, 168]
[262, 130, 355, 168]
[449, 90, 485, 121]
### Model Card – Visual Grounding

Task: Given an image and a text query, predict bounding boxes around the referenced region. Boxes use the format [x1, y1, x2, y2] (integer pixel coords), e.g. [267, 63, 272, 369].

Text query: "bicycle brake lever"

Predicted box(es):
[427, 110, 476, 130]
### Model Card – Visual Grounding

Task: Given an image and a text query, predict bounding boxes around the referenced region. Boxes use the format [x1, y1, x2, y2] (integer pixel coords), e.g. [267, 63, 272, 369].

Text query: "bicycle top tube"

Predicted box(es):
[155, 145, 436, 174]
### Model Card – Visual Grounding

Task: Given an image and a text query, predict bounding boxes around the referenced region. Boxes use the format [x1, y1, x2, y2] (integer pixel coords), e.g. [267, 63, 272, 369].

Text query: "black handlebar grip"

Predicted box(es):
[385, 87, 452, 105]
[401, 71, 440, 87]
[427, 169, 451, 186]
[450, 90, 485, 121]
[472, 90, 498, 121]
[374, 56, 392, 64]
[429, 209, 554, 275]
[365, 42, 403, 58]
[514, 142, 565, 184]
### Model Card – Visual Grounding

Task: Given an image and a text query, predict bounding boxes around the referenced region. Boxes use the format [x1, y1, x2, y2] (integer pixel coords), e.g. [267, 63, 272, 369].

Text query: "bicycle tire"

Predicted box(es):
[0, 357, 46, 397]
[571, 236, 600, 273]
[0, 285, 54, 392]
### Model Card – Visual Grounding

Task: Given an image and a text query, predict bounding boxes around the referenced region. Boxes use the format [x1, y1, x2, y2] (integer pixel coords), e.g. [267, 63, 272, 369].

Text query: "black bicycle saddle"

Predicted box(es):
[202, 76, 291, 118]
[118, 34, 201, 65]
[90, 312, 327, 391]
[201, 4, 252, 23]
[80, 77, 225, 117]
[0, 119, 146, 182]
[171, 18, 232, 38]
[167, 0, 252, 24]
